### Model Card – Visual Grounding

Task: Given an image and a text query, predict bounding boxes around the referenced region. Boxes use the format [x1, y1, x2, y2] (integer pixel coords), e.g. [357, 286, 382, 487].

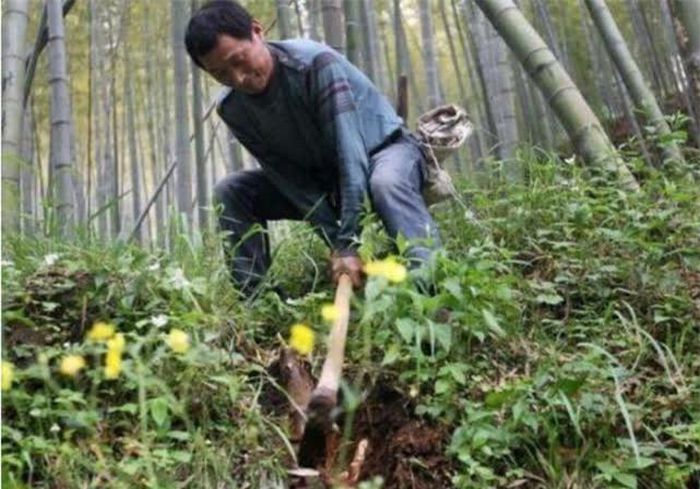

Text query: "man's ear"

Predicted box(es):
[251, 20, 265, 40]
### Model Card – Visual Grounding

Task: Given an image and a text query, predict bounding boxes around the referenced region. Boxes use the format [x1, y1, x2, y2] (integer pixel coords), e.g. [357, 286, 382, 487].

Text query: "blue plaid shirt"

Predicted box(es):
[216, 39, 404, 252]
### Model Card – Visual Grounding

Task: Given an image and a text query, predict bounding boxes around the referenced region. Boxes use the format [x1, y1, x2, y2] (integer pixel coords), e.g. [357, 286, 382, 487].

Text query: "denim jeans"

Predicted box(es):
[213, 132, 441, 295]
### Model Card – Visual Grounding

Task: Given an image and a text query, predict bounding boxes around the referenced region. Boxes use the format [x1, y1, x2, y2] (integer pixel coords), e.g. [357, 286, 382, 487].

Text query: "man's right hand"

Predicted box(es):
[330, 251, 364, 289]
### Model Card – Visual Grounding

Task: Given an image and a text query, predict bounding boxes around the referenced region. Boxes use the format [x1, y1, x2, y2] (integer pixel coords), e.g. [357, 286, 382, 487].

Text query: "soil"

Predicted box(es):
[351, 382, 453, 488]
[3, 267, 93, 352]
[264, 352, 453, 489]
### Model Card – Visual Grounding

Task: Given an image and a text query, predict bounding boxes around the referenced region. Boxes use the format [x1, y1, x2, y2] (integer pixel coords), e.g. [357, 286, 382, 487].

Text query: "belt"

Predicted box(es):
[368, 128, 406, 157]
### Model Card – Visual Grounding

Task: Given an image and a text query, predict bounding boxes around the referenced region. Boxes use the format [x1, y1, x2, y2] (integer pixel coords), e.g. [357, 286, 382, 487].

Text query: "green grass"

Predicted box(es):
[2, 149, 699, 488]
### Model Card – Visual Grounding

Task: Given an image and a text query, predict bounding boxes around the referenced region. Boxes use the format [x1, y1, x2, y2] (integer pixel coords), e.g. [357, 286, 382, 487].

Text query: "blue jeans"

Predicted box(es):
[213, 133, 441, 295]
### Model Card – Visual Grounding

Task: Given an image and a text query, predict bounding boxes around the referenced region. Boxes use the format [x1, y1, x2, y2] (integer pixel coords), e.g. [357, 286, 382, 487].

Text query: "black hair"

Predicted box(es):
[185, 0, 253, 68]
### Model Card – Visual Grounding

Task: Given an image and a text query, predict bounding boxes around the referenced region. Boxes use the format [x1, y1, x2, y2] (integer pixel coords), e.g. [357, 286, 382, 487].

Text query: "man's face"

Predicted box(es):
[199, 22, 274, 94]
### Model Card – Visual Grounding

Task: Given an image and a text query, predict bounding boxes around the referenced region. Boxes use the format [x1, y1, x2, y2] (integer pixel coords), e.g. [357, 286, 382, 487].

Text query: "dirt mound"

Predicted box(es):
[353, 383, 453, 488]
[3, 266, 93, 352]
[263, 350, 453, 488]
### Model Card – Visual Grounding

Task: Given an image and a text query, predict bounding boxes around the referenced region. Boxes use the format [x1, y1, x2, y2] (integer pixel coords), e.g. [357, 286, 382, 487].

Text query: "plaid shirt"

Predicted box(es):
[216, 39, 404, 252]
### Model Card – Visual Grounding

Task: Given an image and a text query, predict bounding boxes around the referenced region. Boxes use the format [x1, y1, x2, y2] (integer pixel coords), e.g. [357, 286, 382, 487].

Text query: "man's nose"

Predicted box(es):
[231, 69, 246, 87]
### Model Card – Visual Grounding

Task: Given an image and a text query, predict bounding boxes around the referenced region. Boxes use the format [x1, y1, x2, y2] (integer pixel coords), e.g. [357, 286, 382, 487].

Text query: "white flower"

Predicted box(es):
[50, 423, 61, 433]
[147, 262, 160, 272]
[151, 314, 169, 328]
[43, 253, 60, 266]
[170, 268, 191, 290]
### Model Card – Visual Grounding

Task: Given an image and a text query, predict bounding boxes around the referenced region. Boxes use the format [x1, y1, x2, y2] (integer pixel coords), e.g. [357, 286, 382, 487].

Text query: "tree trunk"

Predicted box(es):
[393, 0, 423, 118]
[614, 67, 654, 165]
[451, 0, 487, 159]
[108, 11, 121, 238]
[475, 0, 639, 190]
[172, 0, 193, 226]
[585, 0, 685, 165]
[142, 0, 165, 245]
[532, 0, 564, 63]
[292, 0, 305, 37]
[625, 0, 666, 98]
[669, 0, 700, 130]
[2, 0, 30, 234]
[47, 0, 76, 236]
[360, 0, 378, 83]
[277, 0, 293, 39]
[419, 0, 442, 108]
[379, 13, 396, 101]
[321, 0, 345, 54]
[462, 1, 499, 157]
[20, 104, 35, 235]
[344, 0, 362, 67]
[90, 0, 107, 238]
[227, 129, 244, 172]
[22, 0, 76, 109]
[438, 0, 466, 171]
[468, 2, 519, 169]
[439, 0, 467, 106]
[661, 0, 700, 146]
[373, 5, 390, 96]
[124, 10, 142, 243]
[578, 0, 606, 115]
[309, 0, 322, 41]
[192, 49, 208, 230]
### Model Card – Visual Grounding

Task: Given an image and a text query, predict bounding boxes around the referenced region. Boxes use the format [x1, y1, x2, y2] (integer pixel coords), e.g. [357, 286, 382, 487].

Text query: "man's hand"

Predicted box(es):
[330, 251, 364, 289]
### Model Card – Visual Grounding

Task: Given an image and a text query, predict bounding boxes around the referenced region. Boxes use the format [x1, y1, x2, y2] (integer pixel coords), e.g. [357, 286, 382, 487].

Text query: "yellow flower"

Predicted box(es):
[104, 350, 122, 379]
[364, 257, 407, 283]
[107, 333, 126, 353]
[321, 303, 340, 323]
[364, 260, 389, 277]
[59, 355, 86, 377]
[87, 321, 115, 342]
[384, 260, 407, 283]
[166, 329, 190, 354]
[2, 361, 14, 391]
[289, 323, 315, 356]
[103, 333, 125, 379]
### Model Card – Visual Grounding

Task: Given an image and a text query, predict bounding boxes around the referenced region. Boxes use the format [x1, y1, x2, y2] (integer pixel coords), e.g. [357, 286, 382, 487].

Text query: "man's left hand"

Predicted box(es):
[330, 251, 364, 289]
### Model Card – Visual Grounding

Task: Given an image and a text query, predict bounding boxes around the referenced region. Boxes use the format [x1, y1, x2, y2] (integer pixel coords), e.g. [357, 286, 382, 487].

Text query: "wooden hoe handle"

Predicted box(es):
[312, 273, 353, 403]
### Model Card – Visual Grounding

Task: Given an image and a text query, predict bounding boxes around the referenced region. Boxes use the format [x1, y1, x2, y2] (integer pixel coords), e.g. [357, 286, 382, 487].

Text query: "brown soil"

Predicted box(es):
[351, 383, 453, 488]
[3, 267, 93, 352]
[263, 352, 453, 488]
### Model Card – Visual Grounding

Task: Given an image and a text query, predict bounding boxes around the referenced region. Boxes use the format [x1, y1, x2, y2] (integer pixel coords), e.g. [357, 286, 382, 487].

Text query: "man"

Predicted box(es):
[185, 0, 441, 297]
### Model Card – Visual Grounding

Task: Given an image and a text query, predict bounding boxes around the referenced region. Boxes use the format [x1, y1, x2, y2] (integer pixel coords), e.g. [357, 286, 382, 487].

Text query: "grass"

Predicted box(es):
[1, 147, 699, 488]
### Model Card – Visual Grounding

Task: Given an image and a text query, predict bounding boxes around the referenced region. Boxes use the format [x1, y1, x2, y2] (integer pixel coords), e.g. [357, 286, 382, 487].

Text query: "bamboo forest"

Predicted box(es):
[1, 0, 699, 487]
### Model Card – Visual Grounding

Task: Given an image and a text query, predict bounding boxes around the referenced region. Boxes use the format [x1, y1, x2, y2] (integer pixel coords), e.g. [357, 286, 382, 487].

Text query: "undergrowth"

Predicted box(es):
[2, 152, 699, 488]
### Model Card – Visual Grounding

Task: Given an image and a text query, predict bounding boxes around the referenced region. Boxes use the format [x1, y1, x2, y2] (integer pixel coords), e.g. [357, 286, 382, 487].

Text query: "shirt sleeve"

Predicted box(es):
[310, 51, 369, 253]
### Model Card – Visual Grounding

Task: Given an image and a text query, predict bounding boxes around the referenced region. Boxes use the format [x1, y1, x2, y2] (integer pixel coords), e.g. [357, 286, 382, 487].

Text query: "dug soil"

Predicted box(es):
[352, 382, 453, 488]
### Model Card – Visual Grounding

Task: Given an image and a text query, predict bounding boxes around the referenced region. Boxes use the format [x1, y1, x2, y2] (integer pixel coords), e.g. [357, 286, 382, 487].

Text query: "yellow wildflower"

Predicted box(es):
[364, 260, 389, 277]
[59, 355, 86, 377]
[166, 329, 190, 354]
[87, 321, 115, 342]
[107, 333, 126, 353]
[103, 333, 125, 379]
[384, 260, 407, 283]
[321, 303, 340, 323]
[364, 257, 407, 283]
[289, 323, 315, 356]
[104, 350, 122, 379]
[2, 361, 14, 391]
